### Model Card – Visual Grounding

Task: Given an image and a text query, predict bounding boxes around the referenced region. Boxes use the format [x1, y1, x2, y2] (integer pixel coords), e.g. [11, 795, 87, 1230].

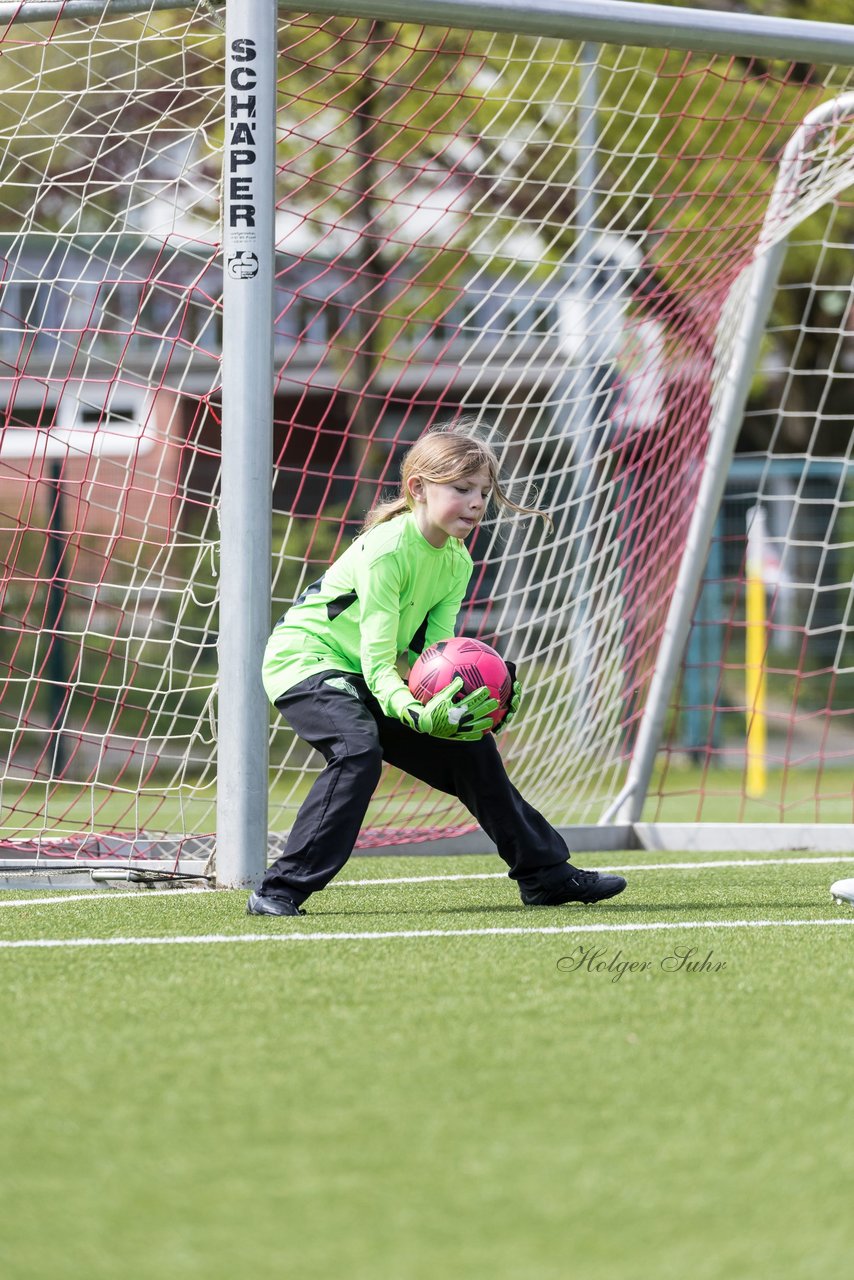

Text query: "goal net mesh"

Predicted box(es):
[1, 4, 853, 869]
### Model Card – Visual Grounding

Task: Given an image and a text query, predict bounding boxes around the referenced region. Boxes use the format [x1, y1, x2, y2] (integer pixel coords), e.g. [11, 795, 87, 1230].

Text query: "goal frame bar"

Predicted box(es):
[4, 0, 854, 66]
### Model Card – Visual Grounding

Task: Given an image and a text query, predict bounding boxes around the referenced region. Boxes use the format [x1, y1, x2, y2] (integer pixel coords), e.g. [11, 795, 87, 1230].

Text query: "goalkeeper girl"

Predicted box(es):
[249, 423, 626, 916]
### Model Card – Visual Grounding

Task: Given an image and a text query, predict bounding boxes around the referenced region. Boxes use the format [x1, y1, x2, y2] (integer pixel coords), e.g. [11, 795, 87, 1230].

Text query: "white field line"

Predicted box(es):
[1, 854, 853, 910]
[2, 917, 854, 951]
[0, 887, 210, 909]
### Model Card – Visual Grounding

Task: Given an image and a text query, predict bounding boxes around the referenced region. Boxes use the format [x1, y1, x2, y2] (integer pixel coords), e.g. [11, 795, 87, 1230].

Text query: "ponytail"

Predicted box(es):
[361, 494, 409, 532]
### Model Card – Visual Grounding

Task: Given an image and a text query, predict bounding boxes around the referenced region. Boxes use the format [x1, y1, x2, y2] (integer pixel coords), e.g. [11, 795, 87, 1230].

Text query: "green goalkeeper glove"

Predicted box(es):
[494, 660, 522, 735]
[401, 677, 499, 741]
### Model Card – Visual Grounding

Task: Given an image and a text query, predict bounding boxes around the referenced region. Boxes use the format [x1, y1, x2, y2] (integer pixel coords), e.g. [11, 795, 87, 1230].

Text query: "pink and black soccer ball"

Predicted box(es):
[408, 637, 512, 731]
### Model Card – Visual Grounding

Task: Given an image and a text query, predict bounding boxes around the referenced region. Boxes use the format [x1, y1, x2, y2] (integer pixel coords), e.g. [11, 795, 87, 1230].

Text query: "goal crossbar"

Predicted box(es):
[4, 0, 854, 66]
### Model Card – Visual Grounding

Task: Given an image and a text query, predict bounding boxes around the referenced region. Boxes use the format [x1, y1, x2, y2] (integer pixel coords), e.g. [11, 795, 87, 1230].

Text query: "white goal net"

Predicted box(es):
[1, 2, 853, 881]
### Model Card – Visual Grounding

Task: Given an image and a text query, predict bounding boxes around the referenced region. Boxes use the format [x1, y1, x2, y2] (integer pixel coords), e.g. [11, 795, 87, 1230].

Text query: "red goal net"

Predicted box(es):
[2, 5, 853, 876]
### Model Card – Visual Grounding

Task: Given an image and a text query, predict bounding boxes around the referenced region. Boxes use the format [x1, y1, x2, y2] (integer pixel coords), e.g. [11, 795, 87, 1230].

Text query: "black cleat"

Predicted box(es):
[519, 864, 627, 907]
[247, 891, 305, 917]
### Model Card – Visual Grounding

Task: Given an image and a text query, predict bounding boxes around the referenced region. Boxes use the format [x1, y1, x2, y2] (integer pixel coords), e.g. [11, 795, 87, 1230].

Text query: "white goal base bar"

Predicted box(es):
[633, 824, 854, 856]
[368, 824, 854, 856]
[2, 823, 851, 892]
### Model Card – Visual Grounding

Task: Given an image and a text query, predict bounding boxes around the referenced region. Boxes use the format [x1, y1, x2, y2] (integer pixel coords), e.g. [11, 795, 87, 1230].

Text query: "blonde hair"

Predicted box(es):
[362, 420, 552, 533]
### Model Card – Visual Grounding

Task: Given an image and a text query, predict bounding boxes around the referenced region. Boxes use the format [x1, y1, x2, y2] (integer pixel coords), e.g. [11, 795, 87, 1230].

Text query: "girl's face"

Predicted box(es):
[408, 465, 492, 547]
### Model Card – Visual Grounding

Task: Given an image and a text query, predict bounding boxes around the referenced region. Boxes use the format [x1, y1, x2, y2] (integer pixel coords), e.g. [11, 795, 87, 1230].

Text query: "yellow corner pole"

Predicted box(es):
[745, 507, 767, 798]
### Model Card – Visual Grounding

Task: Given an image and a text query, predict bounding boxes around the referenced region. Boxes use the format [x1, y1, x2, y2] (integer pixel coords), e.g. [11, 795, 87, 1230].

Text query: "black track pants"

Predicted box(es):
[258, 671, 568, 904]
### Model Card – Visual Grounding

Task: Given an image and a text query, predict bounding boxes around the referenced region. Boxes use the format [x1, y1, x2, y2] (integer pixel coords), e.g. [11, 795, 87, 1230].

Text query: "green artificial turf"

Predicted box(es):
[1, 853, 853, 1280]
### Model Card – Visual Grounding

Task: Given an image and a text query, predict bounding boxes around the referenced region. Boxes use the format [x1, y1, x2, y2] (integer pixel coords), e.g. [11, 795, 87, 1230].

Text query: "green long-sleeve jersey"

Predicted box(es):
[262, 513, 473, 718]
